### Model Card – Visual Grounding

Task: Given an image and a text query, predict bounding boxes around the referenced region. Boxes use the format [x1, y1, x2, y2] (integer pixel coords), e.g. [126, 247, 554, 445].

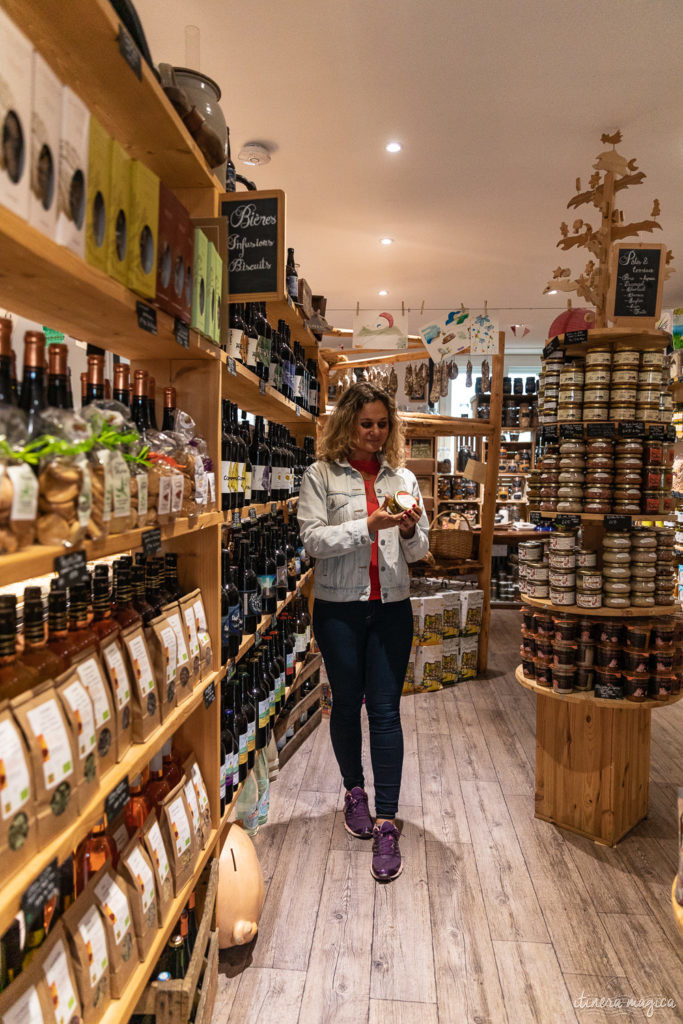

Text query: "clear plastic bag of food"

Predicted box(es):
[0, 405, 38, 551]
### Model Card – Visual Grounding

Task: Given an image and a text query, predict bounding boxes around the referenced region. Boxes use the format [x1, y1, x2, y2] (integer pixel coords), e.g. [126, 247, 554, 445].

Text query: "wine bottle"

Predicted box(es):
[19, 330, 47, 438]
[286, 247, 298, 303]
[233, 676, 249, 782]
[113, 362, 130, 407]
[161, 386, 176, 431]
[221, 550, 242, 661]
[84, 352, 105, 405]
[46, 342, 70, 409]
[0, 317, 15, 406]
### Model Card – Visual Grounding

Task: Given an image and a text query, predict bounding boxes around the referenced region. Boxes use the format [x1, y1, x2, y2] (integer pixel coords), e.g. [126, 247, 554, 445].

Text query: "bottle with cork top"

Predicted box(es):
[162, 386, 176, 431]
[113, 362, 130, 406]
[46, 342, 70, 409]
[18, 586, 68, 682]
[0, 317, 15, 406]
[84, 352, 105, 405]
[19, 330, 47, 438]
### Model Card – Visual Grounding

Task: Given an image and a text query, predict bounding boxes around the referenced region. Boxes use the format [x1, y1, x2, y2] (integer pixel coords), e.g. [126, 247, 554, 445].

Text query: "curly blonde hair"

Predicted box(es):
[317, 382, 405, 467]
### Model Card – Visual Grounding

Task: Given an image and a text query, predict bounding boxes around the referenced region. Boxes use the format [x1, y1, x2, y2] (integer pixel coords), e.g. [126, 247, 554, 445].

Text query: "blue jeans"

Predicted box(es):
[313, 598, 413, 818]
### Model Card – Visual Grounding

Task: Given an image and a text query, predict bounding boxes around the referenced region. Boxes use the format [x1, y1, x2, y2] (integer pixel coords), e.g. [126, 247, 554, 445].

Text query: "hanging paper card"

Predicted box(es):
[352, 310, 409, 351]
[419, 309, 471, 361]
[470, 311, 499, 354]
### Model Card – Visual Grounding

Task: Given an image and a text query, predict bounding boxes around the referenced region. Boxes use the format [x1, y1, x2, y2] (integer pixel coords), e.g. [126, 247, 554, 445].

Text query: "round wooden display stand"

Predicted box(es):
[671, 878, 683, 939]
[520, 594, 678, 617]
[514, 665, 681, 847]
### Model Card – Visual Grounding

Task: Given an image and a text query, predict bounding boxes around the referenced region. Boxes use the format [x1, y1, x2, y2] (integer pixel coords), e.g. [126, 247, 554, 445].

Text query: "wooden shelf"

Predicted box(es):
[515, 664, 681, 709]
[100, 829, 219, 1024]
[278, 707, 323, 769]
[537, 419, 673, 432]
[491, 600, 522, 609]
[0, 0, 220, 191]
[403, 414, 493, 438]
[275, 681, 323, 741]
[546, 327, 670, 350]
[0, 205, 221, 359]
[520, 593, 679, 617]
[0, 510, 222, 589]
[537, 511, 676, 523]
[223, 359, 314, 425]
[412, 559, 482, 575]
[266, 296, 319, 358]
[224, 569, 315, 669]
[0, 671, 220, 937]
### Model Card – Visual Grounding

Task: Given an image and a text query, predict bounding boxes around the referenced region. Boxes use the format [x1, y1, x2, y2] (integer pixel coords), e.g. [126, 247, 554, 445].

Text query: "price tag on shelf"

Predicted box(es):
[666, 424, 677, 442]
[555, 514, 581, 530]
[54, 550, 88, 588]
[605, 515, 632, 532]
[295, 405, 301, 416]
[203, 681, 216, 708]
[259, 380, 266, 395]
[21, 860, 59, 929]
[619, 420, 645, 438]
[136, 301, 157, 335]
[174, 318, 190, 349]
[249, 507, 257, 522]
[560, 422, 583, 439]
[542, 337, 561, 359]
[117, 23, 142, 79]
[254, 629, 261, 646]
[270, 503, 277, 515]
[647, 423, 666, 441]
[586, 421, 616, 438]
[227, 357, 237, 376]
[541, 426, 559, 444]
[142, 527, 162, 556]
[529, 512, 542, 525]
[105, 776, 130, 826]
[225, 659, 235, 680]
[564, 329, 588, 345]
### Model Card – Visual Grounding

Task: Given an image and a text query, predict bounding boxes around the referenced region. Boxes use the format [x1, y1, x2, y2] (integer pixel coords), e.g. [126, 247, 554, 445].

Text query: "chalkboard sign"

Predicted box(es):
[220, 189, 284, 302]
[619, 420, 646, 438]
[541, 426, 559, 444]
[174, 318, 190, 349]
[142, 527, 161, 556]
[666, 425, 676, 442]
[203, 680, 216, 708]
[55, 550, 88, 587]
[647, 423, 666, 441]
[608, 243, 666, 325]
[22, 860, 59, 929]
[118, 24, 142, 80]
[605, 515, 632, 532]
[136, 301, 157, 335]
[105, 777, 130, 823]
[560, 422, 584, 439]
[586, 421, 616, 438]
[564, 330, 588, 346]
[542, 337, 561, 360]
[529, 511, 543, 525]
[556, 514, 581, 529]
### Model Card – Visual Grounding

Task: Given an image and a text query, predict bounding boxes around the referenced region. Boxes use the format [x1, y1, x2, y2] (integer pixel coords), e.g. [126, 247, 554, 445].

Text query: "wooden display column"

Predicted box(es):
[534, 694, 651, 846]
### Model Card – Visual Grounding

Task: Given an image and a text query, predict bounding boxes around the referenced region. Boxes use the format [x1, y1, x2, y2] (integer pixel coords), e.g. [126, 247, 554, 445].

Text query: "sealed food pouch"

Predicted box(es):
[190, 588, 213, 677]
[140, 810, 173, 925]
[100, 635, 133, 761]
[6, 460, 39, 550]
[0, 953, 55, 1024]
[182, 763, 207, 850]
[163, 601, 195, 700]
[184, 753, 212, 844]
[145, 613, 178, 720]
[119, 833, 159, 958]
[121, 624, 161, 741]
[160, 782, 198, 895]
[0, 702, 38, 874]
[130, 466, 150, 528]
[91, 863, 137, 996]
[11, 683, 80, 845]
[62, 879, 112, 1023]
[179, 591, 202, 683]
[36, 407, 93, 548]
[56, 669, 100, 807]
[38, 920, 83, 1024]
[73, 652, 117, 773]
[0, 405, 34, 552]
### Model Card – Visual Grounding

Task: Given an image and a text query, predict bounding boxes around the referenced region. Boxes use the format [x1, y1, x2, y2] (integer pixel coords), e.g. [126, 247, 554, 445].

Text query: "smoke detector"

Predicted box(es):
[238, 143, 271, 166]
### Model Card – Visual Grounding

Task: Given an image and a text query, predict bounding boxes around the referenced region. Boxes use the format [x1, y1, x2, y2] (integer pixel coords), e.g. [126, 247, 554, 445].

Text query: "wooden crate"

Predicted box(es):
[135, 859, 219, 1024]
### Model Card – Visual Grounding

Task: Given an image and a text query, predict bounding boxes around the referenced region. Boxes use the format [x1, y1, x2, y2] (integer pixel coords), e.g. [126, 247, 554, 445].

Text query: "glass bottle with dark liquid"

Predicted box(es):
[113, 362, 130, 407]
[83, 352, 105, 405]
[147, 376, 158, 430]
[19, 330, 47, 438]
[90, 569, 120, 649]
[0, 595, 36, 700]
[132, 564, 155, 625]
[125, 774, 152, 837]
[162, 740, 184, 789]
[162, 385, 176, 431]
[144, 751, 171, 812]
[0, 316, 16, 406]
[18, 586, 68, 682]
[112, 562, 142, 629]
[233, 676, 249, 782]
[46, 587, 75, 667]
[131, 369, 150, 433]
[74, 818, 118, 895]
[46, 342, 70, 408]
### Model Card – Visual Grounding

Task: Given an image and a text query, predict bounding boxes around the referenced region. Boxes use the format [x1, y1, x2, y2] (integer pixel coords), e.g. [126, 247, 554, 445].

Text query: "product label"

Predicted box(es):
[286, 651, 294, 673]
[238, 730, 248, 766]
[1, 984, 43, 1024]
[190, 762, 210, 815]
[192, 597, 209, 637]
[77, 905, 109, 986]
[226, 749, 239, 786]
[7, 464, 39, 521]
[269, 361, 278, 387]
[103, 641, 131, 708]
[221, 460, 231, 498]
[278, 672, 286, 702]
[159, 624, 178, 684]
[112, 821, 129, 854]
[168, 796, 192, 857]
[0, 718, 31, 818]
[258, 783, 270, 823]
[75, 657, 112, 727]
[248, 590, 262, 617]
[235, 461, 245, 498]
[271, 465, 283, 491]
[146, 821, 170, 882]
[26, 698, 74, 789]
[42, 936, 79, 1024]
[126, 633, 155, 698]
[94, 874, 131, 945]
[283, 361, 295, 391]
[246, 336, 258, 369]
[100, 453, 113, 522]
[124, 846, 155, 913]
[207, 471, 216, 504]
[226, 327, 242, 360]
[295, 632, 306, 655]
[308, 386, 317, 409]
[158, 475, 173, 515]
[167, 611, 189, 665]
[183, 605, 200, 658]
[171, 472, 184, 513]
[243, 467, 251, 502]
[110, 451, 131, 517]
[257, 697, 270, 729]
[276, 565, 287, 588]
[75, 455, 93, 527]
[247, 720, 255, 751]
[257, 573, 275, 598]
[223, 604, 243, 641]
[219, 760, 226, 798]
[183, 779, 201, 838]
[136, 471, 149, 518]
[194, 466, 208, 506]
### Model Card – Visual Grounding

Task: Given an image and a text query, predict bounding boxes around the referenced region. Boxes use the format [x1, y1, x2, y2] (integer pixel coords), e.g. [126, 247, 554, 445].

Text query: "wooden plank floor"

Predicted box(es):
[213, 610, 683, 1024]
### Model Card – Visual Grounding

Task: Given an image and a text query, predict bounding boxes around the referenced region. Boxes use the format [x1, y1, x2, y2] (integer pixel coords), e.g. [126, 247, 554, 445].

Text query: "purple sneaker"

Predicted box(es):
[344, 787, 373, 838]
[371, 821, 402, 881]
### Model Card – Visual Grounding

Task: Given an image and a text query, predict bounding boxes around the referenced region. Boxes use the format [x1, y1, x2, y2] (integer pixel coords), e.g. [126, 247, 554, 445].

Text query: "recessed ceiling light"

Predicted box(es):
[378, 289, 388, 296]
[380, 237, 393, 245]
[547, 289, 558, 295]
[385, 142, 402, 153]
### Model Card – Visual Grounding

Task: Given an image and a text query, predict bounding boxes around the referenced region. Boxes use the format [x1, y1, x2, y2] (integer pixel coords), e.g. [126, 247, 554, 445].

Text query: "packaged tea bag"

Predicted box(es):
[189, 588, 213, 677]
[460, 590, 484, 636]
[442, 590, 461, 640]
[179, 592, 202, 683]
[442, 637, 459, 685]
[182, 768, 206, 851]
[140, 811, 173, 925]
[0, 956, 53, 1024]
[56, 670, 100, 807]
[159, 784, 197, 895]
[162, 602, 194, 702]
[120, 624, 160, 741]
[100, 635, 133, 761]
[0, 702, 37, 874]
[62, 883, 111, 1024]
[38, 920, 83, 1024]
[458, 636, 479, 680]
[73, 653, 117, 774]
[118, 833, 158, 958]
[11, 684, 79, 845]
[184, 754, 212, 845]
[108, 810, 131, 867]
[91, 864, 137, 997]
[145, 614, 178, 721]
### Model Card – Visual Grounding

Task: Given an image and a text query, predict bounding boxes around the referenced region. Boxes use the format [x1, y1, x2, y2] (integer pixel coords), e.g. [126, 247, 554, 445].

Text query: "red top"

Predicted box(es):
[349, 457, 381, 600]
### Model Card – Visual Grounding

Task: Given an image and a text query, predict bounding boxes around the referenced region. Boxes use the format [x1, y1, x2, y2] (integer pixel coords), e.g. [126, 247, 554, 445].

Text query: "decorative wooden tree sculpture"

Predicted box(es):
[543, 130, 675, 325]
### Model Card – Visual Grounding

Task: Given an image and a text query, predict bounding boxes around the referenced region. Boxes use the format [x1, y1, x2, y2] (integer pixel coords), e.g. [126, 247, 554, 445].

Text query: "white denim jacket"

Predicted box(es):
[297, 456, 430, 603]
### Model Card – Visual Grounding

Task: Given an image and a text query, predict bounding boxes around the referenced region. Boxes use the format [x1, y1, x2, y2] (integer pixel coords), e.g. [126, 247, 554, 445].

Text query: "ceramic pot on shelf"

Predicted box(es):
[172, 67, 228, 181]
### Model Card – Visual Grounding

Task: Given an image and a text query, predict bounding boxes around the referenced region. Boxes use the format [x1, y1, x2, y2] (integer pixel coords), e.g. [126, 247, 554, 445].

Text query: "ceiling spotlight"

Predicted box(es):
[380, 237, 393, 246]
[547, 289, 558, 295]
[237, 142, 271, 166]
[385, 142, 402, 153]
[378, 289, 388, 296]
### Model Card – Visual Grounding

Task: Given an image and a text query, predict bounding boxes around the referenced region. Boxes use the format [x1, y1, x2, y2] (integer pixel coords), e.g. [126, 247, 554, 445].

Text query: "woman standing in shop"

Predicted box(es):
[297, 382, 429, 881]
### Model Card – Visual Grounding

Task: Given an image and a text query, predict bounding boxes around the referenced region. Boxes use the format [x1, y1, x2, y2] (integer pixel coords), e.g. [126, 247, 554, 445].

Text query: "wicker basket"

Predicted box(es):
[429, 511, 474, 561]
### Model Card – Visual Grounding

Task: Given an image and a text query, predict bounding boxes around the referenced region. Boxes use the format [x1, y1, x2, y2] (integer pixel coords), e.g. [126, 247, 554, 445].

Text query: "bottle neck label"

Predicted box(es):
[257, 573, 275, 598]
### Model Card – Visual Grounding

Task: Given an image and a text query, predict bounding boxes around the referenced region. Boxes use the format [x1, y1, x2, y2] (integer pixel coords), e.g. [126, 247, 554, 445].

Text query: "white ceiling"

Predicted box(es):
[137, 0, 683, 353]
